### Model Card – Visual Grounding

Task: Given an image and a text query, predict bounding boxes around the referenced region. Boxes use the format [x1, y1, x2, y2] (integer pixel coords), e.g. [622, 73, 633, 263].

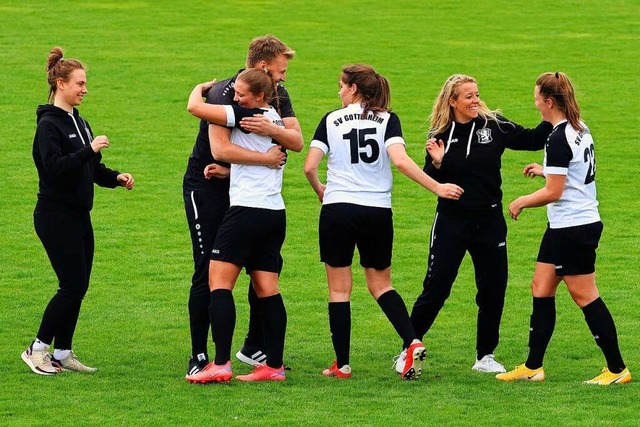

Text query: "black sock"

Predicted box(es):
[261, 293, 287, 368]
[328, 302, 351, 368]
[243, 282, 265, 351]
[582, 297, 626, 373]
[377, 290, 416, 349]
[526, 297, 555, 370]
[209, 289, 235, 366]
[188, 291, 210, 357]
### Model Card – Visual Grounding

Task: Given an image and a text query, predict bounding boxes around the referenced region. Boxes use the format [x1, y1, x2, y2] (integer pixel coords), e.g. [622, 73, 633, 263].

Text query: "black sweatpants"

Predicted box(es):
[34, 202, 93, 350]
[410, 210, 508, 358]
[184, 188, 229, 356]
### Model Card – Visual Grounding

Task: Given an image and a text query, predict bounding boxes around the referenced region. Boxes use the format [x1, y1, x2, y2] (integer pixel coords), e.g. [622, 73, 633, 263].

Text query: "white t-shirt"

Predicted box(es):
[223, 104, 285, 210]
[310, 103, 405, 208]
[543, 120, 600, 228]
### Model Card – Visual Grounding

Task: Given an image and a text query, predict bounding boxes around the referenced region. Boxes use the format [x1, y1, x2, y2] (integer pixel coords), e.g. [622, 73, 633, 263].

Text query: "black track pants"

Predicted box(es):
[184, 188, 229, 356]
[34, 203, 93, 350]
[410, 210, 508, 357]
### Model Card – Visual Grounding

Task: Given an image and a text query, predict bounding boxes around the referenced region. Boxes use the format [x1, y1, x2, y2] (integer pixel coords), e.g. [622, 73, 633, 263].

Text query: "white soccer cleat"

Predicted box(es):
[472, 354, 506, 373]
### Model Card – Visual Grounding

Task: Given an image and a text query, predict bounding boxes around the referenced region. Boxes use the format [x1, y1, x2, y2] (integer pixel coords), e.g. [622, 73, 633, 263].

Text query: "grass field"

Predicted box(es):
[1, 0, 639, 425]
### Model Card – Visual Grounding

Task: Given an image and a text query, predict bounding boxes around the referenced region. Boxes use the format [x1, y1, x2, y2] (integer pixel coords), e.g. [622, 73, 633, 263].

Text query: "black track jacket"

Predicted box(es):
[424, 116, 552, 216]
[33, 105, 120, 212]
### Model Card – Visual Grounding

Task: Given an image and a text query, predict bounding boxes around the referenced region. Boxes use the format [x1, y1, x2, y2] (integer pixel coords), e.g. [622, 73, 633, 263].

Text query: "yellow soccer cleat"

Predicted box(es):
[496, 364, 545, 382]
[584, 367, 631, 385]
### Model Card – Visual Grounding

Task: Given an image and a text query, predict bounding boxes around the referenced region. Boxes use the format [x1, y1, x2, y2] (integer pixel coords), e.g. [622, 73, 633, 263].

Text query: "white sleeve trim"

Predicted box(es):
[310, 139, 329, 154]
[544, 166, 568, 176]
[223, 105, 235, 127]
[385, 136, 405, 148]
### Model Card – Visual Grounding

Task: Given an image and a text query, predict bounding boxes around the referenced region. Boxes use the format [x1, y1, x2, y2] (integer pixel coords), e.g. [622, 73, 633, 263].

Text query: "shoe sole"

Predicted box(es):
[402, 347, 427, 380]
[584, 373, 631, 385]
[235, 350, 267, 367]
[496, 373, 545, 381]
[186, 372, 233, 384]
[322, 371, 352, 379]
[236, 375, 285, 382]
[473, 366, 507, 373]
[21, 351, 57, 376]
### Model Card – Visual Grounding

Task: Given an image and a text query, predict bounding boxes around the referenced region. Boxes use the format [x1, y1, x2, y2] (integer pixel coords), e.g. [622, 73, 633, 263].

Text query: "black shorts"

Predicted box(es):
[537, 221, 603, 276]
[212, 206, 286, 273]
[319, 203, 393, 270]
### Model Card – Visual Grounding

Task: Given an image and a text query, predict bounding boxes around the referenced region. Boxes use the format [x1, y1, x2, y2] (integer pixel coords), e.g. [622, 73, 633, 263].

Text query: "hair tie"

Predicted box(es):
[555, 72, 559, 78]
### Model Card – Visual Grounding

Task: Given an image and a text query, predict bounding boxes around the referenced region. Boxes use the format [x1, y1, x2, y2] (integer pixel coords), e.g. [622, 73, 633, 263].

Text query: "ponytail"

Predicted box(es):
[341, 64, 391, 115]
[536, 72, 583, 132]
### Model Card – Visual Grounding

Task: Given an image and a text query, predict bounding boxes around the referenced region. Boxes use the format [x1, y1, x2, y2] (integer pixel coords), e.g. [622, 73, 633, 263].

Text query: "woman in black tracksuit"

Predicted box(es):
[405, 74, 552, 373]
[21, 47, 134, 376]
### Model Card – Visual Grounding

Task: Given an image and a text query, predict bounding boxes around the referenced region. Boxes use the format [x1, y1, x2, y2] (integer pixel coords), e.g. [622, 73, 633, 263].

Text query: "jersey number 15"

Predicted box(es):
[344, 128, 380, 164]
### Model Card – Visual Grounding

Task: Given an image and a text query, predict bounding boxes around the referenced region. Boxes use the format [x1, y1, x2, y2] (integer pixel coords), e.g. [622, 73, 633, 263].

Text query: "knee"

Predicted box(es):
[57, 286, 86, 302]
[418, 279, 452, 303]
[530, 278, 553, 298]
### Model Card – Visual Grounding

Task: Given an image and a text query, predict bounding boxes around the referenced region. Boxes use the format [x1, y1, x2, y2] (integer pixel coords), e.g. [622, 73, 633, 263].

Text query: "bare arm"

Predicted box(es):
[239, 115, 304, 152]
[187, 81, 229, 126]
[209, 125, 285, 168]
[303, 147, 326, 202]
[508, 173, 565, 220]
[387, 144, 463, 200]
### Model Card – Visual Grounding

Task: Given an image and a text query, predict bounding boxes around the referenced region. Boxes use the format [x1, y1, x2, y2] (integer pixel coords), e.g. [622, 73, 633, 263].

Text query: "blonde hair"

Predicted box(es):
[428, 74, 503, 137]
[536, 72, 583, 132]
[341, 64, 391, 115]
[45, 47, 85, 104]
[246, 35, 295, 68]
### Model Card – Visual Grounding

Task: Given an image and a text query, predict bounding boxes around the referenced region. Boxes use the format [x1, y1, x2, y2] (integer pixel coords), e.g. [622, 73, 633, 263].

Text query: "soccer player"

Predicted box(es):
[182, 35, 301, 377]
[497, 72, 631, 385]
[394, 74, 552, 375]
[304, 64, 463, 379]
[185, 69, 303, 383]
[22, 47, 135, 375]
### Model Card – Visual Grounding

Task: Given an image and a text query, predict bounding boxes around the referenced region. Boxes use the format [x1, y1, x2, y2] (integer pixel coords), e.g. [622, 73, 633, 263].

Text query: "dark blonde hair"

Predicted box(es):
[46, 47, 85, 104]
[341, 64, 391, 115]
[536, 72, 583, 132]
[429, 74, 503, 137]
[237, 68, 275, 104]
[246, 35, 295, 68]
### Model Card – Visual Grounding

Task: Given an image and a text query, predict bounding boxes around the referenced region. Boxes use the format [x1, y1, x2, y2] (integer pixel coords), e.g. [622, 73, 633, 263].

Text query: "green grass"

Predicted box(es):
[1, 0, 639, 425]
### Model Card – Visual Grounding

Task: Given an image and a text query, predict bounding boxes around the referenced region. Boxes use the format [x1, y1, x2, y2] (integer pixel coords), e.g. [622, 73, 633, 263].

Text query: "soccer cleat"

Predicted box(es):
[235, 347, 267, 367]
[401, 340, 427, 380]
[496, 364, 545, 382]
[472, 354, 506, 373]
[21, 344, 58, 376]
[322, 361, 352, 379]
[51, 351, 97, 373]
[186, 361, 233, 384]
[584, 367, 631, 385]
[186, 354, 209, 377]
[236, 364, 286, 382]
[392, 349, 407, 375]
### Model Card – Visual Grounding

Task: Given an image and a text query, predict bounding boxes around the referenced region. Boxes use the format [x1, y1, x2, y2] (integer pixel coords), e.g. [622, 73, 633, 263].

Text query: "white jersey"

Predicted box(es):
[543, 120, 600, 228]
[310, 103, 405, 208]
[223, 104, 285, 210]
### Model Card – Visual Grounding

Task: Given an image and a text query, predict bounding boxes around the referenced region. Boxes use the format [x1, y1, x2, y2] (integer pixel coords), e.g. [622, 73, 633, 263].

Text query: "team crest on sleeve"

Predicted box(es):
[476, 128, 493, 144]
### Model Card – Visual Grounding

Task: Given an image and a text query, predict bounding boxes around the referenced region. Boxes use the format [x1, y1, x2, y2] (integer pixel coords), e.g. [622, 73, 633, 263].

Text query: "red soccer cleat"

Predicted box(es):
[186, 361, 233, 384]
[236, 364, 286, 382]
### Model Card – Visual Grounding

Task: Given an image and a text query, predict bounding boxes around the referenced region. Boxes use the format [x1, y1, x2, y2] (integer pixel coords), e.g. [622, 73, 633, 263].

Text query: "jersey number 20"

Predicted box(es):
[344, 128, 379, 164]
